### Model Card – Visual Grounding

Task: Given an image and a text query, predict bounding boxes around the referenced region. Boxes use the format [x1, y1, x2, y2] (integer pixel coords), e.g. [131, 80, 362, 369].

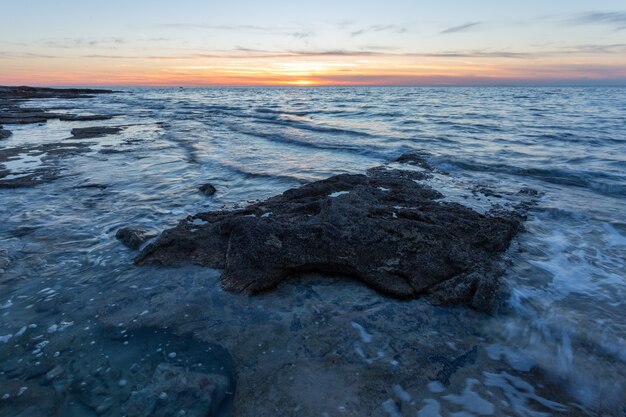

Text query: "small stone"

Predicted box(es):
[159, 392, 168, 400]
[116, 227, 158, 250]
[168, 352, 177, 358]
[199, 183, 217, 196]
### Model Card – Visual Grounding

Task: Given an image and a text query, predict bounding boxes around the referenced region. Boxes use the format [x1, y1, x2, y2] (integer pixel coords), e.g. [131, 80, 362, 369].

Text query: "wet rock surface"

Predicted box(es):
[138, 156, 522, 309]
[199, 182, 217, 196]
[0, 326, 235, 417]
[70, 126, 123, 139]
[122, 364, 229, 417]
[0, 126, 11, 140]
[116, 226, 158, 250]
[0, 141, 94, 188]
[0, 86, 120, 188]
[0, 86, 114, 125]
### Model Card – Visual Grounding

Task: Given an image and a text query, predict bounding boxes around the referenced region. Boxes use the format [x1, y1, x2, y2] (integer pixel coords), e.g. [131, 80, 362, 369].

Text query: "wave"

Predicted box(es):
[442, 159, 626, 197]
[230, 127, 389, 160]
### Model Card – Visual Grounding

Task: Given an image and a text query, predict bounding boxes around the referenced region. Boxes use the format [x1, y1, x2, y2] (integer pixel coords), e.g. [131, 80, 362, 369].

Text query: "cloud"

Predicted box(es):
[0, 51, 57, 59]
[43, 37, 126, 49]
[5, 42, 626, 62]
[440, 22, 481, 34]
[568, 12, 626, 30]
[155, 23, 315, 39]
[350, 25, 407, 37]
[156, 23, 272, 32]
[557, 43, 626, 54]
[290, 30, 314, 39]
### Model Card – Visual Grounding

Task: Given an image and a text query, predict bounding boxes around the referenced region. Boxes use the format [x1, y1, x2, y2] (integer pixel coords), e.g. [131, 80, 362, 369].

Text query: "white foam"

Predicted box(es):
[351, 321, 373, 343]
[392, 384, 412, 402]
[483, 371, 567, 415]
[442, 378, 495, 415]
[417, 399, 442, 417]
[427, 381, 445, 393]
[381, 399, 401, 417]
[329, 191, 349, 198]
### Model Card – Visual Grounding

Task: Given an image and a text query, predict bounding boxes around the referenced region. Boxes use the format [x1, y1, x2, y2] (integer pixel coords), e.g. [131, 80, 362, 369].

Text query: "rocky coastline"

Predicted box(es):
[0, 86, 122, 188]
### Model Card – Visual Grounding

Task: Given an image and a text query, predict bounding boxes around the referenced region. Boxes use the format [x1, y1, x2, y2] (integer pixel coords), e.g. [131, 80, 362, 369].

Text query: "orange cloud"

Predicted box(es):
[1, 48, 625, 86]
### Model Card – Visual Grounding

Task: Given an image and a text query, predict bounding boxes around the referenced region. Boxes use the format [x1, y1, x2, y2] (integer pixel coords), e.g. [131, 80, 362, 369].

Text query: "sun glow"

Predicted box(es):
[289, 80, 315, 86]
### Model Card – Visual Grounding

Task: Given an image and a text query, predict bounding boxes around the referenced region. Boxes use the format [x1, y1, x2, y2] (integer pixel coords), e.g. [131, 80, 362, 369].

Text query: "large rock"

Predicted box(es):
[137, 159, 521, 309]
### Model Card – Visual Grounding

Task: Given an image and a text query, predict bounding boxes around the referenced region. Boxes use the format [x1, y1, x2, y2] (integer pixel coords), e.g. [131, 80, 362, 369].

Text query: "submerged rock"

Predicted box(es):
[137, 157, 522, 309]
[121, 363, 229, 417]
[0, 380, 61, 417]
[0, 126, 11, 140]
[116, 227, 158, 250]
[199, 183, 217, 196]
[70, 126, 123, 139]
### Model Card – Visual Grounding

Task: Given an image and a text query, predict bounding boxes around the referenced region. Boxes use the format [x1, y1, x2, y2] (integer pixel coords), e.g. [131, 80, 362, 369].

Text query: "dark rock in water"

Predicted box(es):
[0, 248, 11, 278]
[0, 380, 61, 416]
[0, 85, 115, 99]
[0, 126, 11, 140]
[70, 126, 123, 139]
[60, 114, 113, 121]
[199, 183, 217, 196]
[121, 363, 229, 417]
[395, 152, 434, 171]
[137, 158, 522, 310]
[116, 227, 158, 250]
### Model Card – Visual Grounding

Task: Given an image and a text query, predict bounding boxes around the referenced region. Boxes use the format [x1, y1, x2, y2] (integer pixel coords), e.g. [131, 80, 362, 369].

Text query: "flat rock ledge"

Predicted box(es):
[136, 157, 522, 310]
[71, 126, 123, 139]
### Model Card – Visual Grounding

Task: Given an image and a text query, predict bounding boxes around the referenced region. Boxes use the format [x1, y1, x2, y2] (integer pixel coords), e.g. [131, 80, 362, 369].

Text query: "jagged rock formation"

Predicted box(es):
[136, 156, 522, 310]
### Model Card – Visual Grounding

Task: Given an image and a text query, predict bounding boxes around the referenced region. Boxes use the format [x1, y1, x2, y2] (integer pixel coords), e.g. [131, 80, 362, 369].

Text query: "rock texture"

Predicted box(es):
[137, 157, 522, 309]
[199, 183, 217, 196]
[116, 227, 158, 250]
[0, 86, 115, 126]
[70, 126, 123, 139]
[0, 86, 119, 188]
[0, 126, 11, 140]
[121, 364, 229, 417]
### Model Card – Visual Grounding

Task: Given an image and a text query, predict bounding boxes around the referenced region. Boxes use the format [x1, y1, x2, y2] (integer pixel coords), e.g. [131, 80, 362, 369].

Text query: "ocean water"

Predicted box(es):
[0, 87, 625, 416]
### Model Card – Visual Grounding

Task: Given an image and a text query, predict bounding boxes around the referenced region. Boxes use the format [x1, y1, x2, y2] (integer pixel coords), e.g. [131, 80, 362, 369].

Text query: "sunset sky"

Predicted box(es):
[1, 0, 626, 86]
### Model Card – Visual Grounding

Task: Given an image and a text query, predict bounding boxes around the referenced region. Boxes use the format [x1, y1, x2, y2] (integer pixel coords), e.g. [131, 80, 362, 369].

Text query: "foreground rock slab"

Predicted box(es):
[137, 158, 522, 309]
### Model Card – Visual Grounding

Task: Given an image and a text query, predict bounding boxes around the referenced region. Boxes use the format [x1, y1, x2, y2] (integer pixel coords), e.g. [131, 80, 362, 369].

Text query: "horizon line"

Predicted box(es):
[4, 83, 626, 88]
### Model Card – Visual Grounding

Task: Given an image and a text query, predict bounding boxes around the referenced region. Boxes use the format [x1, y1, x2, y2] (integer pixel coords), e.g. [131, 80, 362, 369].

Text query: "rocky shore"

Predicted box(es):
[0, 86, 122, 188]
[2, 86, 592, 417]
[0, 86, 115, 128]
[137, 155, 524, 311]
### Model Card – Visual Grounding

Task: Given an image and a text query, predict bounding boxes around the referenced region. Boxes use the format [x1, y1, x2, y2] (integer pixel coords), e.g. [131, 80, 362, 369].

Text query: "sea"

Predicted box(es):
[0, 86, 624, 416]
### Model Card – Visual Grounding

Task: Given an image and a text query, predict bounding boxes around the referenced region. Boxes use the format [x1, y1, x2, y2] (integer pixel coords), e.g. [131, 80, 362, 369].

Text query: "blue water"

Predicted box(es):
[1, 87, 625, 416]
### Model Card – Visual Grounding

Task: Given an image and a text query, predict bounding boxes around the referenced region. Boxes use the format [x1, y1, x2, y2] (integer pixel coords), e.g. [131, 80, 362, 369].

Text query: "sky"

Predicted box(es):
[1, 0, 626, 86]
